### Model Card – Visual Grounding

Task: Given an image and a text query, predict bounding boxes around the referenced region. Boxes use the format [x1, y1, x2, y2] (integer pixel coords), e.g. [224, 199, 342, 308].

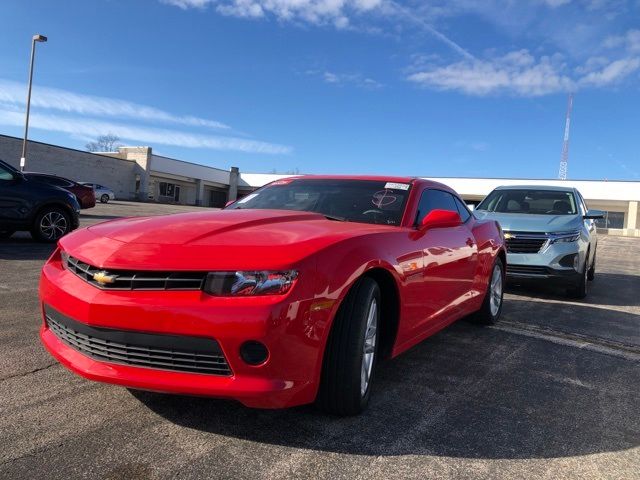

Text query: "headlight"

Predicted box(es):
[203, 271, 298, 296]
[549, 231, 581, 244]
[60, 250, 70, 267]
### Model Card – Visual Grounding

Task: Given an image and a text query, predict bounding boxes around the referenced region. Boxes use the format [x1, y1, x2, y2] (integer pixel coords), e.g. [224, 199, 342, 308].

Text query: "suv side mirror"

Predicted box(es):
[584, 209, 604, 220]
[420, 209, 462, 229]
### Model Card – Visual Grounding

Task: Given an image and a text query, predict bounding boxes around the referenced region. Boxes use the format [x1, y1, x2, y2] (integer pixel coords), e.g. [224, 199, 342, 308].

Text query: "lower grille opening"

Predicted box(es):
[507, 265, 549, 276]
[45, 305, 232, 376]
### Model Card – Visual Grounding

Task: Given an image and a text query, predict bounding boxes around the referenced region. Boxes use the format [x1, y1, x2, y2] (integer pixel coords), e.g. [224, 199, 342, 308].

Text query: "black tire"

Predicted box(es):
[0, 230, 15, 239]
[568, 257, 588, 299]
[31, 207, 72, 243]
[316, 277, 380, 416]
[473, 257, 505, 325]
[100, 194, 109, 203]
[587, 250, 596, 281]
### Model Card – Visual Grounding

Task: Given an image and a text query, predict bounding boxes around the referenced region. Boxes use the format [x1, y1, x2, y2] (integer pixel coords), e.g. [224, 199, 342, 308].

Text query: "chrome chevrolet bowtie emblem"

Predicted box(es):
[503, 232, 515, 240]
[93, 271, 117, 285]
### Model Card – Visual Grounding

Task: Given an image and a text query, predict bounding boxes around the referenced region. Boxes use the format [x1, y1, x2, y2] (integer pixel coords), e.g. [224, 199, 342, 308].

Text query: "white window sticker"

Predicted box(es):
[384, 182, 410, 191]
[238, 193, 258, 204]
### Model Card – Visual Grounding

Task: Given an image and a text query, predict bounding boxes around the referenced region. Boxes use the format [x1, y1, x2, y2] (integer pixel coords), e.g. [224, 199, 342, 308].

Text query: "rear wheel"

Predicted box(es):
[31, 207, 71, 243]
[473, 257, 504, 325]
[100, 194, 109, 203]
[316, 277, 380, 416]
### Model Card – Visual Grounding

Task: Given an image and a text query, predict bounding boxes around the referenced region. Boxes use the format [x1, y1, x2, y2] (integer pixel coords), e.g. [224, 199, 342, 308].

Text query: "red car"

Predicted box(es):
[25, 173, 96, 209]
[39, 176, 505, 415]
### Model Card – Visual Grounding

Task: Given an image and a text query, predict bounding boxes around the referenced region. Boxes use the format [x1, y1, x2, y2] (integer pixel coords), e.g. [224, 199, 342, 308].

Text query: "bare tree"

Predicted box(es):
[86, 134, 121, 152]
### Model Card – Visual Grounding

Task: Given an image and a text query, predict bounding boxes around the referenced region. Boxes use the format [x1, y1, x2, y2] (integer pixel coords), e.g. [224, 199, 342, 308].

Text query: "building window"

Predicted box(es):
[595, 211, 625, 229]
[158, 182, 180, 202]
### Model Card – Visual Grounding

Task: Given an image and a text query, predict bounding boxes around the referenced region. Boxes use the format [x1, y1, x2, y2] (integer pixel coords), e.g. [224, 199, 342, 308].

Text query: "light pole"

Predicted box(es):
[20, 33, 47, 172]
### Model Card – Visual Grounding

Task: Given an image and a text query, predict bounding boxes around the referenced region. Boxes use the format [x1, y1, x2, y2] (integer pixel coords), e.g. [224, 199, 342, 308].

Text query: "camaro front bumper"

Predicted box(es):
[39, 251, 331, 409]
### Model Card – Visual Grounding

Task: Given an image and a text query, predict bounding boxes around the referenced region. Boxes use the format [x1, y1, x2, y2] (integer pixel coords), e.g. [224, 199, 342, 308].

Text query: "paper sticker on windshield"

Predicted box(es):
[238, 193, 258, 204]
[384, 182, 410, 191]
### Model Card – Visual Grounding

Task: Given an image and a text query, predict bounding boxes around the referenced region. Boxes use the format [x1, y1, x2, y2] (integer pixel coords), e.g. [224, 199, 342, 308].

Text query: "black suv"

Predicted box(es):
[0, 159, 80, 242]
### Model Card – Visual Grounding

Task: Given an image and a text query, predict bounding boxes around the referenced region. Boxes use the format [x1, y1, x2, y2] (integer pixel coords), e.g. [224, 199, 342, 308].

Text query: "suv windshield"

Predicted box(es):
[477, 189, 577, 215]
[227, 178, 412, 226]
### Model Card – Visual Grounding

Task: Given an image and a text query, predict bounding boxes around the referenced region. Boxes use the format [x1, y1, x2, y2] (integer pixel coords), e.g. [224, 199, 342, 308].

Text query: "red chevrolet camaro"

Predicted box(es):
[39, 176, 506, 415]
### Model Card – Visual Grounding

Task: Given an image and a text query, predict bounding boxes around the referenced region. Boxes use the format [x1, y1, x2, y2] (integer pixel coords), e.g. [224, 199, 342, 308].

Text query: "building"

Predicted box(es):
[0, 134, 249, 207]
[1, 134, 639, 236]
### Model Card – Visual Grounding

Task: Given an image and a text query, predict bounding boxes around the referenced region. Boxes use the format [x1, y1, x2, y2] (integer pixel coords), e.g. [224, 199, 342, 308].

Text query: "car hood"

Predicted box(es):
[473, 210, 582, 233]
[59, 209, 394, 270]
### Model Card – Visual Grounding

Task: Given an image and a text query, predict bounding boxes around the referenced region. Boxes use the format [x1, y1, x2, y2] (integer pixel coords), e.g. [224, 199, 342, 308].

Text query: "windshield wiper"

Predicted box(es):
[322, 214, 347, 222]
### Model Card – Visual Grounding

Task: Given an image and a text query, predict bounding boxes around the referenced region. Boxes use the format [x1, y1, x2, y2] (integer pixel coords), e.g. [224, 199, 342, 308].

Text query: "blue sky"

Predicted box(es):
[0, 0, 638, 179]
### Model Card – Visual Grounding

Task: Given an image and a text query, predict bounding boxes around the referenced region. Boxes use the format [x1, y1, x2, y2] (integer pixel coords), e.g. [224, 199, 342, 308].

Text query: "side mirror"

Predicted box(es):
[420, 209, 463, 229]
[584, 209, 604, 220]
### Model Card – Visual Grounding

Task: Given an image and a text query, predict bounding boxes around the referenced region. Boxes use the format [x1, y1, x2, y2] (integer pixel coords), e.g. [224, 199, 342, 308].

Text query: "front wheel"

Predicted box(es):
[316, 277, 380, 416]
[568, 260, 588, 299]
[100, 194, 110, 203]
[473, 257, 504, 325]
[587, 251, 596, 281]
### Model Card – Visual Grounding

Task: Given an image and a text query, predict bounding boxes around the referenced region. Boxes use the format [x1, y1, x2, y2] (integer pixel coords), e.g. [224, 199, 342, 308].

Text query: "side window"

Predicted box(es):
[577, 191, 587, 213]
[454, 196, 471, 222]
[416, 189, 458, 224]
[0, 165, 15, 181]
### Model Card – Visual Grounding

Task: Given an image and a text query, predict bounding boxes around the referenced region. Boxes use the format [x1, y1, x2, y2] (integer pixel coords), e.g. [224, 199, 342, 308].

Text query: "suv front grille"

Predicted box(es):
[64, 254, 207, 291]
[504, 232, 548, 254]
[45, 305, 232, 375]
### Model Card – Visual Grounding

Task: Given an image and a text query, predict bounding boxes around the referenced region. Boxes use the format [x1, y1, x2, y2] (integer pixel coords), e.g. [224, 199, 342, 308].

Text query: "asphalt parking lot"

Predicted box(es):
[1, 201, 638, 479]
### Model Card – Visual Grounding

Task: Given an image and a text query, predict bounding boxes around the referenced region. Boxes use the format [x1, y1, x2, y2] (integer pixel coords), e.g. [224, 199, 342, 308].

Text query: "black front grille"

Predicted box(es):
[64, 254, 207, 291]
[45, 305, 232, 376]
[505, 233, 548, 254]
[507, 264, 549, 276]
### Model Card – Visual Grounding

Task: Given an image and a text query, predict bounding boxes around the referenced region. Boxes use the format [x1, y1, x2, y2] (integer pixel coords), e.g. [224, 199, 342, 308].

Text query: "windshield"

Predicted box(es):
[227, 178, 412, 226]
[477, 189, 577, 215]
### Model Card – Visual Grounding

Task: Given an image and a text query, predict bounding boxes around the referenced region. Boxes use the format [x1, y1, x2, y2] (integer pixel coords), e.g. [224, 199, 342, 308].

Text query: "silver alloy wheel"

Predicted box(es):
[489, 264, 503, 317]
[361, 298, 378, 397]
[40, 211, 68, 240]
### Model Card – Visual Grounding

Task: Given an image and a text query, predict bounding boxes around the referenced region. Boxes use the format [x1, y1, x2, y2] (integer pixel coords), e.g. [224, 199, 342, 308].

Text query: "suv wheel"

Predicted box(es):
[32, 207, 71, 243]
[587, 251, 596, 281]
[568, 258, 588, 299]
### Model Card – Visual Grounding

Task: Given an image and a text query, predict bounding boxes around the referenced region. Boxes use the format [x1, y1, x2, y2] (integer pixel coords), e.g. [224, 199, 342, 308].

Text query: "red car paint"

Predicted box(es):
[39, 176, 505, 408]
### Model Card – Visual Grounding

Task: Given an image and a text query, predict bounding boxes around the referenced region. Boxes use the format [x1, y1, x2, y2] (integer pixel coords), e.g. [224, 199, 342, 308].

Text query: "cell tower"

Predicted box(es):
[557, 93, 574, 180]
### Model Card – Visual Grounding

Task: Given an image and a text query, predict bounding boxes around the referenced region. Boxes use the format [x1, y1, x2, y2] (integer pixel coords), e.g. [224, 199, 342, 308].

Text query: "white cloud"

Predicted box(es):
[407, 48, 640, 96]
[0, 79, 229, 130]
[603, 29, 640, 53]
[0, 109, 292, 155]
[408, 50, 574, 96]
[164, 0, 383, 24]
[579, 57, 640, 86]
[312, 70, 382, 88]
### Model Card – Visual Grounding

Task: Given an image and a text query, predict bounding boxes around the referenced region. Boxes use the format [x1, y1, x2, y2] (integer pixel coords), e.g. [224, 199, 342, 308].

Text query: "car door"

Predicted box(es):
[414, 189, 479, 329]
[0, 163, 31, 226]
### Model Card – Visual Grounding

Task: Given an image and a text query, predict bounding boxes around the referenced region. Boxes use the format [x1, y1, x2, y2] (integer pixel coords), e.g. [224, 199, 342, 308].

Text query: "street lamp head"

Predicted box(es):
[33, 34, 47, 43]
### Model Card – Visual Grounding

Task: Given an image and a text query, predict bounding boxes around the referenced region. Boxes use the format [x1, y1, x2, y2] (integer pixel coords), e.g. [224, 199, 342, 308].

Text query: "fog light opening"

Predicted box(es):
[240, 341, 269, 365]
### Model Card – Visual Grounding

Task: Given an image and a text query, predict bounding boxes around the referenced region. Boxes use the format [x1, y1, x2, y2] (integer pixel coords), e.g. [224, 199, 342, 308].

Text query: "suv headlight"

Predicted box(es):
[203, 271, 298, 296]
[549, 231, 581, 244]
